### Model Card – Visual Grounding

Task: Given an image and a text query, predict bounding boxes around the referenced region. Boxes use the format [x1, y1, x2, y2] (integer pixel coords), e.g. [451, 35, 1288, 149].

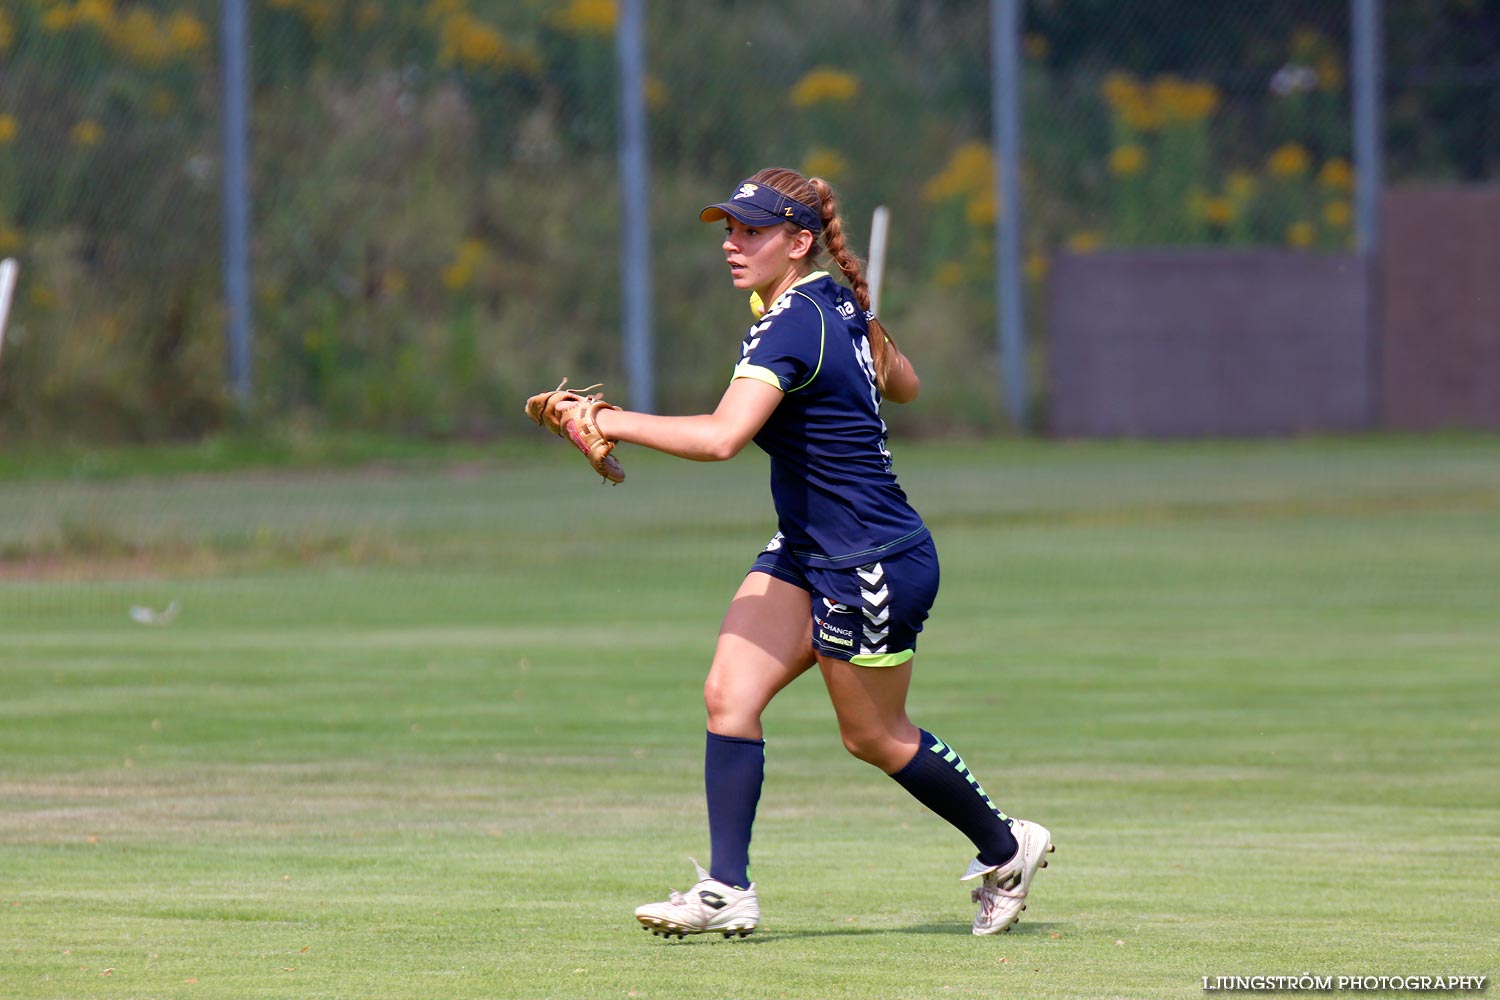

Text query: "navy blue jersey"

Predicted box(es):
[732, 272, 929, 569]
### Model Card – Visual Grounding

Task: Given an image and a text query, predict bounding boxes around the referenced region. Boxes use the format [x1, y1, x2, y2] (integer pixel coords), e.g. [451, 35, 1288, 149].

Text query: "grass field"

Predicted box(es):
[3, 436, 1498, 999]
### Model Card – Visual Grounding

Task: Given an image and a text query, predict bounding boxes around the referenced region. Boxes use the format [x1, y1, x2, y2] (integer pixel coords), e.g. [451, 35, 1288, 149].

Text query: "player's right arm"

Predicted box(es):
[881, 343, 920, 404]
[595, 377, 783, 462]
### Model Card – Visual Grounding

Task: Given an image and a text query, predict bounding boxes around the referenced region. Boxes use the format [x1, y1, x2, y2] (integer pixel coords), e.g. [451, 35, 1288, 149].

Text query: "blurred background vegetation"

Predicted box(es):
[0, 0, 1495, 442]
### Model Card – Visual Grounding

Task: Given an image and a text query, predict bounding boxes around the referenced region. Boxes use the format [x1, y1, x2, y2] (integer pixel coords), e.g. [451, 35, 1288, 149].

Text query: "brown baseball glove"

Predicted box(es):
[524, 378, 625, 484]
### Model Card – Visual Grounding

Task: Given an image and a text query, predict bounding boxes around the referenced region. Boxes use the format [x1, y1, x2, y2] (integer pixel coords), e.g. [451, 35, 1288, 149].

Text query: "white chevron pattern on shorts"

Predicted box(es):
[857, 562, 889, 655]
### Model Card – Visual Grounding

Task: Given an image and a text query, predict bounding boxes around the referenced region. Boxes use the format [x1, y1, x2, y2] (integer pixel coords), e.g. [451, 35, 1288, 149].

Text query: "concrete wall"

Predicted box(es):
[1048, 250, 1374, 437]
[1381, 187, 1500, 430]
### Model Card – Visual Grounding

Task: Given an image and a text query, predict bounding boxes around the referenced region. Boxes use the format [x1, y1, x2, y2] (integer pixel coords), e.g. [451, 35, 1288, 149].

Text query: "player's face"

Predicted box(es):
[722, 218, 800, 298]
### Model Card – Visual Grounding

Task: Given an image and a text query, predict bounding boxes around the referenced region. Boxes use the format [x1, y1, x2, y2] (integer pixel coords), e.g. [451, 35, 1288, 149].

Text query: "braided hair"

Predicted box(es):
[746, 167, 901, 395]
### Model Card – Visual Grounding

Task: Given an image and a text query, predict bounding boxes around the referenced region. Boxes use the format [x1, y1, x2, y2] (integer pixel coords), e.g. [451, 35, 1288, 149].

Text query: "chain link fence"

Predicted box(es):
[0, 0, 222, 438]
[0, 0, 1495, 441]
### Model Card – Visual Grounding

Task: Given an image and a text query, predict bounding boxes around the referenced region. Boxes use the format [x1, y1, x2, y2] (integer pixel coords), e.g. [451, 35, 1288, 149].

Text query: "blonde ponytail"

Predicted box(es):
[748, 168, 903, 396]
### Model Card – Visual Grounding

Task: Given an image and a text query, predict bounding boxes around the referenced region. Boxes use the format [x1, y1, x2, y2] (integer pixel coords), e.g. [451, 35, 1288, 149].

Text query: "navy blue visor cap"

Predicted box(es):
[700, 180, 822, 233]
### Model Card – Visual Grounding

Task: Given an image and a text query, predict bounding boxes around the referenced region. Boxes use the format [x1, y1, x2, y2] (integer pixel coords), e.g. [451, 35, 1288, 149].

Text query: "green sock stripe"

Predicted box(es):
[948, 749, 1005, 818]
[926, 736, 1010, 821]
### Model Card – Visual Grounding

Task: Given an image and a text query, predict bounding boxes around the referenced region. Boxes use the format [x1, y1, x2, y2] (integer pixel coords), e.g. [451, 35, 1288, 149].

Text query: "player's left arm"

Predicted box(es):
[594, 377, 783, 463]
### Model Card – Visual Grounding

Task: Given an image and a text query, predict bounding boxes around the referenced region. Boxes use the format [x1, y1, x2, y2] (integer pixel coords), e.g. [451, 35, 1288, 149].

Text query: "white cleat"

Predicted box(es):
[634, 860, 760, 940]
[961, 818, 1054, 936]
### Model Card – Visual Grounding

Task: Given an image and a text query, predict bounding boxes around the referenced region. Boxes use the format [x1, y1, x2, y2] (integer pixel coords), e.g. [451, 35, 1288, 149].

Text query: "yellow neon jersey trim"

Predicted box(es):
[731, 363, 783, 389]
[748, 270, 831, 318]
[784, 287, 825, 392]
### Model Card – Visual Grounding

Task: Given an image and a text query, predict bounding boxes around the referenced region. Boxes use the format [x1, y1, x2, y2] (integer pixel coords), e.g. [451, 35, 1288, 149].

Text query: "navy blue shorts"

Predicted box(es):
[750, 533, 940, 667]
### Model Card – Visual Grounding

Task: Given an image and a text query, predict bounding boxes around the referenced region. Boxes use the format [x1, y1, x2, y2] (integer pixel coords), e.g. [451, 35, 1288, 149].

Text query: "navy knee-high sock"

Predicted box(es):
[705, 730, 764, 889]
[889, 729, 1017, 867]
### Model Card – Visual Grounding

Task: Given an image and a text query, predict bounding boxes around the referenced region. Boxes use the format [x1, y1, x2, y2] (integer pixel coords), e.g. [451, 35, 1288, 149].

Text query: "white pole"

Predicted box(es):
[0, 258, 18, 362]
[867, 205, 890, 317]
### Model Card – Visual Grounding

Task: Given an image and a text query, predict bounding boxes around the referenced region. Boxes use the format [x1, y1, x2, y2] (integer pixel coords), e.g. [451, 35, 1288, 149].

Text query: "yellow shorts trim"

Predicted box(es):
[849, 649, 915, 668]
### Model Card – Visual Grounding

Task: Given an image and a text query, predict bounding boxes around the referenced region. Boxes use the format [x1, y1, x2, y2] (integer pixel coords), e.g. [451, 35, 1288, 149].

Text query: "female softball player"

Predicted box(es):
[591, 167, 1051, 938]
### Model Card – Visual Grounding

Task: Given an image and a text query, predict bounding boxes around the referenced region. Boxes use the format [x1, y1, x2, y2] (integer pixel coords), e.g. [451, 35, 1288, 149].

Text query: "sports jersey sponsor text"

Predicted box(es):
[818, 628, 855, 649]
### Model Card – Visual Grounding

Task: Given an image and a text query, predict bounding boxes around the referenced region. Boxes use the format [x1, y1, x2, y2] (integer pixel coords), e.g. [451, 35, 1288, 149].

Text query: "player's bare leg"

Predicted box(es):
[821, 654, 1051, 934]
[635, 572, 815, 938]
[705, 571, 817, 739]
[817, 654, 920, 771]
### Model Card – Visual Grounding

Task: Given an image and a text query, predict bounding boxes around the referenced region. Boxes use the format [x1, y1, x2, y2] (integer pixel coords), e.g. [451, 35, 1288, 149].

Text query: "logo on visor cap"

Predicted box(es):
[701, 178, 823, 233]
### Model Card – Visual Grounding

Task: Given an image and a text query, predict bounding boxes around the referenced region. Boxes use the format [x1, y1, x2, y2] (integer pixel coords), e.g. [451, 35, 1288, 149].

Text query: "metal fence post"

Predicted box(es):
[1352, 0, 1385, 428]
[991, 0, 1027, 431]
[221, 0, 253, 404]
[616, 0, 655, 413]
[1352, 0, 1384, 257]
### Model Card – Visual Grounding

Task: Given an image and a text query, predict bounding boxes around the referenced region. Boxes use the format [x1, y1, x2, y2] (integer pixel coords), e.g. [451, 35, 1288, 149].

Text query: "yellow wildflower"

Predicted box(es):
[72, 119, 104, 146]
[437, 13, 523, 72]
[1323, 200, 1352, 228]
[1101, 73, 1163, 132]
[965, 189, 997, 227]
[1202, 196, 1237, 227]
[298, 0, 338, 36]
[1226, 170, 1258, 202]
[0, 114, 17, 144]
[555, 0, 616, 34]
[1267, 142, 1311, 179]
[1067, 231, 1104, 254]
[1025, 250, 1050, 285]
[923, 142, 992, 203]
[1117, 93, 1163, 132]
[1286, 221, 1315, 248]
[166, 12, 209, 55]
[1152, 76, 1220, 123]
[1317, 158, 1354, 191]
[443, 238, 486, 291]
[113, 9, 166, 65]
[75, 0, 114, 32]
[1316, 54, 1344, 92]
[789, 67, 860, 108]
[41, 5, 75, 32]
[356, 2, 383, 30]
[801, 147, 849, 183]
[1100, 72, 1142, 111]
[0, 224, 22, 254]
[933, 261, 966, 289]
[1109, 144, 1147, 178]
[644, 75, 668, 111]
[1290, 27, 1324, 61]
